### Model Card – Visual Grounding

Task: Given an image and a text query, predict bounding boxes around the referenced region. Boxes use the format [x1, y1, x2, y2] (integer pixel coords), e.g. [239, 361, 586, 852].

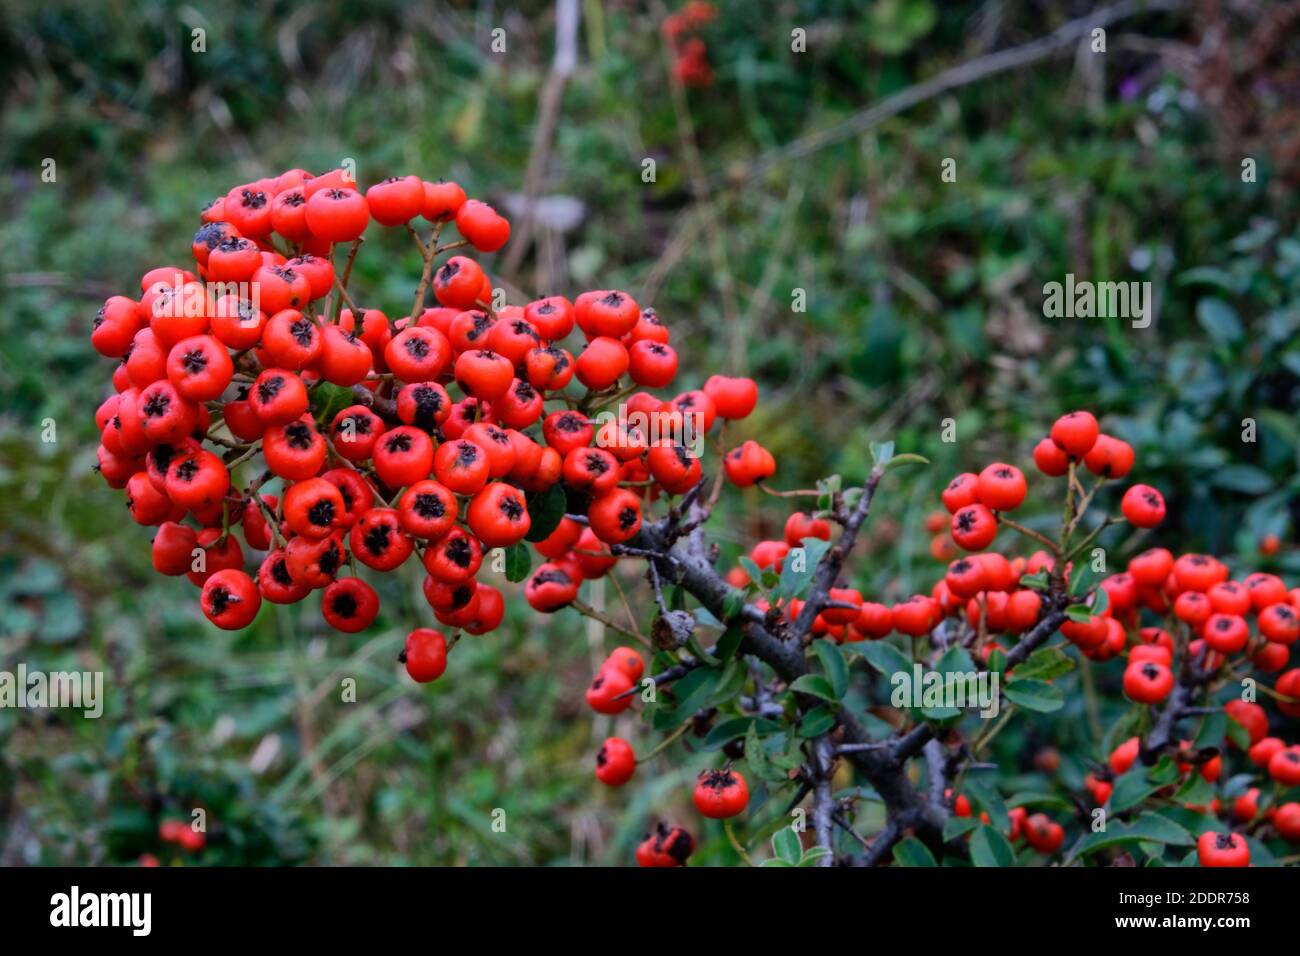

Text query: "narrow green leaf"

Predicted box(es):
[892, 836, 937, 867]
[845, 639, 912, 677]
[788, 674, 838, 702]
[523, 484, 567, 542]
[771, 827, 802, 864]
[1003, 678, 1064, 713]
[1011, 646, 1075, 682]
[796, 706, 837, 738]
[969, 825, 1015, 867]
[504, 541, 531, 582]
[813, 639, 849, 700]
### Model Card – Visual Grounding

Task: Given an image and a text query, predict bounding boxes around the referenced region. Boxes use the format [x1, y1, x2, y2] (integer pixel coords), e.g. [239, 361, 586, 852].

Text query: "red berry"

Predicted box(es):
[975, 462, 1026, 511]
[402, 628, 449, 682]
[1049, 411, 1099, 457]
[1196, 831, 1249, 868]
[692, 768, 749, 818]
[201, 569, 261, 630]
[1121, 484, 1166, 528]
[595, 737, 636, 787]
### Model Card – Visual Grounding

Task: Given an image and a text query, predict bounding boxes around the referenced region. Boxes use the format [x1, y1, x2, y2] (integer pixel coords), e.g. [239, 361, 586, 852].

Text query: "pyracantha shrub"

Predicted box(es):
[94, 167, 1299, 867]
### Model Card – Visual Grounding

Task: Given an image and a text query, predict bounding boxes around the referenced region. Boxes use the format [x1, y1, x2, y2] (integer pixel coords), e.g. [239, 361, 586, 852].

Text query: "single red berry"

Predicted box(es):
[1123, 660, 1174, 704]
[635, 823, 695, 867]
[349, 508, 414, 571]
[1082, 433, 1135, 478]
[1121, 484, 1166, 528]
[594, 737, 636, 787]
[422, 527, 483, 583]
[455, 199, 510, 253]
[321, 577, 380, 633]
[402, 627, 449, 682]
[1049, 411, 1099, 457]
[201, 569, 261, 630]
[1031, 437, 1070, 477]
[975, 462, 1026, 511]
[588, 488, 643, 545]
[373, 426, 436, 489]
[466, 482, 531, 548]
[421, 180, 467, 223]
[1196, 831, 1249, 868]
[693, 768, 749, 819]
[525, 563, 580, 612]
[950, 503, 997, 551]
[941, 473, 981, 513]
[365, 175, 424, 226]
[305, 187, 369, 242]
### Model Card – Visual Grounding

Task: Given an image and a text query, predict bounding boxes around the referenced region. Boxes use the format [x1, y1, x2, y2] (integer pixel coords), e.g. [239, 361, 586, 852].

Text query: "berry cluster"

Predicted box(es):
[94, 168, 1296, 866]
[91, 166, 769, 694]
[662, 1, 717, 88]
[664, 410, 1294, 866]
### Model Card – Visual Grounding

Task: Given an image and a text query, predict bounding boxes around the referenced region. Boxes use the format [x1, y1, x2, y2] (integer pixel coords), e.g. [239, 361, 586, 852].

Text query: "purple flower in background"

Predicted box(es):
[1119, 76, 1142, 101]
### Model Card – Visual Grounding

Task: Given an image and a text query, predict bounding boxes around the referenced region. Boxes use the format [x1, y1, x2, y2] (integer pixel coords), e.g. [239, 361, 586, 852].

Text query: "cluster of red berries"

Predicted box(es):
[950, 793, 1064, 853]
[94, 167, 770, 700]
[662, 1, 716, 88]
[710, 411, 1295, 865]
[585, 644, 751, 865]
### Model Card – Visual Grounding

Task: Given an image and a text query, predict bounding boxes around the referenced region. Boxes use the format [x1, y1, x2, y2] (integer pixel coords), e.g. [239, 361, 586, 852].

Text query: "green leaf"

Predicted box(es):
[969, 825, 1016, 867]
[1068, 560, 1099, 597]
[504, 542, 531, 583]
[714, 626, 744, 662]
[311, 381, 356, 424]
[670, 665, 725, 718]
[934, 644, 976, 677]
[892, 836, 937, 867]
[775, 535, 832, 600]
[797, 706, 837, 738]
[1011, 647, 1075, 682]
[1018, 570, 1050, 592]
[1110, 766, 1165, 814]
[797, 847, 832, 866]
[702, 716, 779, 750]
[846, 639, 912, 677]
[738, 557, 768, 594]
[1131, 812, 1194, 846]
[1195, 297, 1243, 344]
[1007, 792, 1075, 811]
[1225, 715, 1252, 751]
[1175, 266, 1242, 294]
[771, 827, 802, 864]
[1174, 771, 1214, 806]
[1193, 711, 1227, 750]
[721, 588, 747, 623]
[1065, 604, 1094, 624]
[1211, 465, 1273, 495]
[943, 816, 980, 841]
[965, 779, 1010, 833]
[813, 640, 849, 700]
[1075, 812, 1195, 856]
[745, 722, 784, 783]
[1003, 678, 1064, 713]
[523, 484, 567, 542]
[706, 660, 748, 708]
[869, 440, 895, 467]
[883, 452, 929, 471]
[788, 674, 838, 702]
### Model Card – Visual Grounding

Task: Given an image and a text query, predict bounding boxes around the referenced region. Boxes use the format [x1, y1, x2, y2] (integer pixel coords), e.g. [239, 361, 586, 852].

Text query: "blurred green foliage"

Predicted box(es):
[1, 1, 1297, 865]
